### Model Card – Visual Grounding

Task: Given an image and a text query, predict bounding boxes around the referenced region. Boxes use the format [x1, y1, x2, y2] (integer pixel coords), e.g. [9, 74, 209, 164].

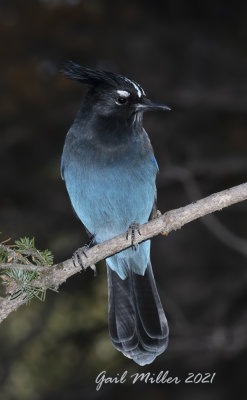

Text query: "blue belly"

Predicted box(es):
[64, 157, 156, 242]
[62, 134, 157, 278]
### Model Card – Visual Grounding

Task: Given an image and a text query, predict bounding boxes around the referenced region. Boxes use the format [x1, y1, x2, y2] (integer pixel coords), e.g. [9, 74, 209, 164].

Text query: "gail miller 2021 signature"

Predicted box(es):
[95, 370, 216, 391]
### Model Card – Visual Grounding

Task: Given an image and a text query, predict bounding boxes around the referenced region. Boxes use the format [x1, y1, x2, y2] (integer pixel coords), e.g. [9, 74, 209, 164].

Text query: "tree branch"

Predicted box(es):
[0, 182, 246, 324]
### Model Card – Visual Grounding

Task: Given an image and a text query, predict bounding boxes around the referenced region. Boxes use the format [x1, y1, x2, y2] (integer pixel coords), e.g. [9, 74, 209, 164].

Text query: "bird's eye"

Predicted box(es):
[116, 96, 128, 105]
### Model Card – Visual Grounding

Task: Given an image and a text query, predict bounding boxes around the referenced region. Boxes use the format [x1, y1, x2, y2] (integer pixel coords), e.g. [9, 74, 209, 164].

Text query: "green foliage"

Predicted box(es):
[0, 246, 8, 263]
[0, 237, 56, 303]
[15, 237, 54, 266]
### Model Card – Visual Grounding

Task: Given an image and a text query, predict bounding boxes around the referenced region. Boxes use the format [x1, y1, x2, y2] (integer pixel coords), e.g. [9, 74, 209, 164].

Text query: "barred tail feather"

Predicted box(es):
[107, 262, 168, 366]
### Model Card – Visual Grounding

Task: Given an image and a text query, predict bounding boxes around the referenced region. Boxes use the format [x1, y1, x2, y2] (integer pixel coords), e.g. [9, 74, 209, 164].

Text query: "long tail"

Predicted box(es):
[107, 263, 169, 366]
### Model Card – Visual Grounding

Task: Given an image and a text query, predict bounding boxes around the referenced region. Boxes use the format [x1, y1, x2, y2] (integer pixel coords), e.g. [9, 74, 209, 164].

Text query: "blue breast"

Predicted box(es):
[62, 130, 157, 277]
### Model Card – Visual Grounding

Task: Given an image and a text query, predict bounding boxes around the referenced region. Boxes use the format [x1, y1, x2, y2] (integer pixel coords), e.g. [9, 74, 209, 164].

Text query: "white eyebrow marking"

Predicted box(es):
[123, 77, 145, 98]
[117, 90, 130, 97]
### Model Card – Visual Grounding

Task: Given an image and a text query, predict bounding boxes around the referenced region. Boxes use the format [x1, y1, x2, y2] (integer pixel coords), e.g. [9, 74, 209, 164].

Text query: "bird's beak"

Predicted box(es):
[135, 97, 171, 112]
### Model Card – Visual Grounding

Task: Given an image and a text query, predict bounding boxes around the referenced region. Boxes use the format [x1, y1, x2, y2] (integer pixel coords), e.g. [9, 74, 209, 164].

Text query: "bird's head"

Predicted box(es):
[61, 61, 170, 123]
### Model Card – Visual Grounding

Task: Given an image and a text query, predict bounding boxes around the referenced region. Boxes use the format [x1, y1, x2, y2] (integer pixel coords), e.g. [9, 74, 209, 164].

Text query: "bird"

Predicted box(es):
[61, 61, 170, 366]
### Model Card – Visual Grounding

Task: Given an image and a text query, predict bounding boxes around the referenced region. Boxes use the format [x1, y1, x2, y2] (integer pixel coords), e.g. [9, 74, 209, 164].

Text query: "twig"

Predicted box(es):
[161, 166, 247, 256]
[0, 182, 246, 324]
[0, 263, 49, 272]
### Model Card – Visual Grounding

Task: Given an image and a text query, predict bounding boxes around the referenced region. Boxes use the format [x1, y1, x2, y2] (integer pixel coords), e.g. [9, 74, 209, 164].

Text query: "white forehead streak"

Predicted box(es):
[123, 77, 145, 98]
[117, 90, 130, 97]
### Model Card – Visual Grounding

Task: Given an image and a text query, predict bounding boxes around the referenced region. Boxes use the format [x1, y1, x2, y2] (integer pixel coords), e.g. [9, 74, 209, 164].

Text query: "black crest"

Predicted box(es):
[60, 60, 145, 97]
[61, 61, 121, 87]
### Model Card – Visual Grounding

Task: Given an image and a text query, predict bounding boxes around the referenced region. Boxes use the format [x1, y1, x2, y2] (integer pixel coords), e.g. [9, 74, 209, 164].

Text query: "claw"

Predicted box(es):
[72, 245, 88, 270]
[72, 235, 95, 271]
[90, 264, 97, 277]
[126, 222, 141, 249]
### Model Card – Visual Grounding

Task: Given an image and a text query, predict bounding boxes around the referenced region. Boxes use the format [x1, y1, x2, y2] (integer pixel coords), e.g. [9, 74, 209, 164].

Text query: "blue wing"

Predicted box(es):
[153, 155, 159, 170]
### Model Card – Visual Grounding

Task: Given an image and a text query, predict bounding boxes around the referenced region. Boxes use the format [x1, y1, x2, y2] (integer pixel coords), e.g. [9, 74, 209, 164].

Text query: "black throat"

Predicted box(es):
[83, 109, 144, 147]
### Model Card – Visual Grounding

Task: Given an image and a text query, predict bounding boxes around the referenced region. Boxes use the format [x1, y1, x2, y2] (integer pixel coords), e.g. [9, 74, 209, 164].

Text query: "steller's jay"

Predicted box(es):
[61, 61, 170, 366]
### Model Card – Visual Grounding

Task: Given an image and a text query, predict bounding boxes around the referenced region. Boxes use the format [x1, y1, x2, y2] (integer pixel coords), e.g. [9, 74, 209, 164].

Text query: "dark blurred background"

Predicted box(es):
[0, 0, 247, 399]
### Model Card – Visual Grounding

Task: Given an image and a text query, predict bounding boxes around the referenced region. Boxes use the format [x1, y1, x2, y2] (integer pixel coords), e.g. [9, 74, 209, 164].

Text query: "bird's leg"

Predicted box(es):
[72, 235, 97, 275]
[126, 222, 141, 250]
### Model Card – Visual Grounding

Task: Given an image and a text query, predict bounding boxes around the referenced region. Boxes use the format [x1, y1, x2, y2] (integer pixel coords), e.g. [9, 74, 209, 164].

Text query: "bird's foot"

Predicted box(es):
[126, 222, 141, 250]
[72, 236, 97, 276]
[72, 244, 89, 270]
